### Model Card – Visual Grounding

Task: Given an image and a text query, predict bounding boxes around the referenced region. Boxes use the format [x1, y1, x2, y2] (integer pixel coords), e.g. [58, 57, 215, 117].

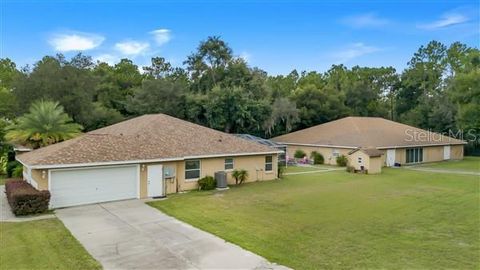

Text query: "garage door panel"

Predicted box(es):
[50, 166, 137, 208]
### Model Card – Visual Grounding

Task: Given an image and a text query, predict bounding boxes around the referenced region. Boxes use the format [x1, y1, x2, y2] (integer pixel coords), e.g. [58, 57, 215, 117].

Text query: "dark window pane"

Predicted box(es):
[185, 160, 200, 170]
[265, 163, 273, 171]
[225, 163, 234, 170]
[185, 170, 200, 179]
[265, 156, 273, 163]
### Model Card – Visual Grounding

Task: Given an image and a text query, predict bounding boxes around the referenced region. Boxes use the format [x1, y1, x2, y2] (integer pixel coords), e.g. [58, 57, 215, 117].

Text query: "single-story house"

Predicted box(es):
[271, 117, 466, 170]
[17, 114, 281, 208]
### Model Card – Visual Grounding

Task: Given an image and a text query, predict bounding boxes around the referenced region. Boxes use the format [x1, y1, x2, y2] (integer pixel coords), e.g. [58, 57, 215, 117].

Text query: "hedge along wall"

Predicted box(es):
[5, 180, 51, 216]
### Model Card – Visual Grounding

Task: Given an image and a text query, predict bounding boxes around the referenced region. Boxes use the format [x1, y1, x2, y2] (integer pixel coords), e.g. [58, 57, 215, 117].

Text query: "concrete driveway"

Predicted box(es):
[56, 200, 289, 270]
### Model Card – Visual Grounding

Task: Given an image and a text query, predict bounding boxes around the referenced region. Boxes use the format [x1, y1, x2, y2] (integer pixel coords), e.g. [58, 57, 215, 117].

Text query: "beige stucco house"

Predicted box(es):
[17, 114, 280, 208]
[272, 117, 466, 172]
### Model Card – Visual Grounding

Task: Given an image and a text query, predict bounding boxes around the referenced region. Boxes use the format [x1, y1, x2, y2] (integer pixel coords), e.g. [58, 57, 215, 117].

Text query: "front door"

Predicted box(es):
[147, 165, 164, 197]
[386, 149, 396, 167]
[443, 145, 451, 160]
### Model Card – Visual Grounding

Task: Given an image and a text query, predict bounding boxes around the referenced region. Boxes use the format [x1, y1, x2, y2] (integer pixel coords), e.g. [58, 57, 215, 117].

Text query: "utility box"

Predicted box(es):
[215, 171, 228, 188]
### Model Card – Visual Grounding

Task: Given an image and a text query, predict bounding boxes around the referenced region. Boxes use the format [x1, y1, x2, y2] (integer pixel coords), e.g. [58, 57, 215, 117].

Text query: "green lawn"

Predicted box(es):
[149, 168, 479, 269]
[418, 156, 480, 172]
[284, 165, 328, 173]
[0, 174, 6, 185]
[0, 219, 101, 270]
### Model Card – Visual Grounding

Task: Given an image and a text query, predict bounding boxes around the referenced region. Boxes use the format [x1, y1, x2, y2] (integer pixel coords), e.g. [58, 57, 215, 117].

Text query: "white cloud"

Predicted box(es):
[239, 51, 251, 62]
[342, 13, 389, 28]
[94, 54, 119, 65]
[149, 29, 172, 46]
[49, 32, 104, 52]
[114, 41, 150, 55]
[418, 12, 469, 29]
[333, 43, 380, 63]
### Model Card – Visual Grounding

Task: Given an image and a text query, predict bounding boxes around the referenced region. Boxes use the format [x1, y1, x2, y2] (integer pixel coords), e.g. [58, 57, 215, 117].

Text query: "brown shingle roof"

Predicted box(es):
[18, 114, 279, 167]
[272, 117, 465, 148]
[348, 148, 384, 157]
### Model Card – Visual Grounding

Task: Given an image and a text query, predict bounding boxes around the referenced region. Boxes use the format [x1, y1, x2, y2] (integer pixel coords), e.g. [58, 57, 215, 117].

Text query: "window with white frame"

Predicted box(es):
[406, 148, 423, 164]
[224, 158, 234, 170]
[265, 155, 273, 171]
[332, 149, 340, 157]
[185, 160, 200, 180]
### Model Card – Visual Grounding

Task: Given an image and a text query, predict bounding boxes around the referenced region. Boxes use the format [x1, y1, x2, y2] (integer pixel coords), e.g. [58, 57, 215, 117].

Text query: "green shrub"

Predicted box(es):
[0, 154, 7, 175]
[278, 165, 286, 178]
[6, 161, 20, 177]
[232, 169, 248, 185]
[198, 176, 216, 190]
[310, 151, 324, 164]
[294, 149, 306, 159]
[346, 166, 355, 173]
[5, 180, 50, 215]
[336, 155, 348, 167]
[12, 165, 23, 178]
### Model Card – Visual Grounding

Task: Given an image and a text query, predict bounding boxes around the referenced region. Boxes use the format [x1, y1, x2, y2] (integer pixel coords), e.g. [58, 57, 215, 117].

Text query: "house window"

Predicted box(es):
[265, 156, 273, 171]
[406, 148, 423, 164]
[185, 160, 200, 180]
[224, 158, 234, 170]
[358, 157, 362, 164]
[332, 149, 340, 157]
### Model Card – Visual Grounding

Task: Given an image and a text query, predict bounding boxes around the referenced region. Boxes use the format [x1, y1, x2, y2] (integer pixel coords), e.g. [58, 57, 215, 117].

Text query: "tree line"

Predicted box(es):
[0, 37, 478, 154]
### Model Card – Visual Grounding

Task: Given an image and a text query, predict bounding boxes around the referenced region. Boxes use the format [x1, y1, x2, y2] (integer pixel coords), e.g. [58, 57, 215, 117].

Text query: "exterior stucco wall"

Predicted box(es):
[139, 154, 278, 198]
[347, 151, 382, 174]
[31, 154, 277, 200]
[348, 151, 369, 171]
[368, 157, 382, 174]
[390, 144, 464, 165]
[285, 145, 352, 165]
[424, 146, 443, 162]
[139, 162, 178, 198]
[177, 155, 278, 192]
[30, 168, 48, 190]
[139, 165, 147, 198]
[450, 145, 464, 160]
[379, 151, 387, 166]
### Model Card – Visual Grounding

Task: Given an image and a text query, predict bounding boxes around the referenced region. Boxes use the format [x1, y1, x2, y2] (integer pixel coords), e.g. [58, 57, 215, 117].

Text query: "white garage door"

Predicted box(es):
[50, 165, 138, 208]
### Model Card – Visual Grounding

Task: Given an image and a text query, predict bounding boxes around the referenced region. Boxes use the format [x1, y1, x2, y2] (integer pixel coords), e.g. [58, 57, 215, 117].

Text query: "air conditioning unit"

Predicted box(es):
[215, 171, 228, 189]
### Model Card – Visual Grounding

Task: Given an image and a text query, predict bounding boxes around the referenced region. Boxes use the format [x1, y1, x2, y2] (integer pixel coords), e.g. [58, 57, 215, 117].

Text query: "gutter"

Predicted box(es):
[276, 142, 467, 150]
[16, 150, 283, 170]
[376, 142, 467, 149]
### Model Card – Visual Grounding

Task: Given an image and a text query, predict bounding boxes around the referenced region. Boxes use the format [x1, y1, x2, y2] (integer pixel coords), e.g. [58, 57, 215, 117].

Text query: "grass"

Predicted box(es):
[418, 156, 480, 172]
[0, 174, 6, 185]
[284, 164, 340, 173]
[284, 166, 328, 173]
[149, 168, 480, 269]
[0, 219, 101, 270]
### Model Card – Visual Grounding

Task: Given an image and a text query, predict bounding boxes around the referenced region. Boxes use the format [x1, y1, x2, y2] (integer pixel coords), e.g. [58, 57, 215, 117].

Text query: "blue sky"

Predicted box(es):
[2, 0, 479, 75]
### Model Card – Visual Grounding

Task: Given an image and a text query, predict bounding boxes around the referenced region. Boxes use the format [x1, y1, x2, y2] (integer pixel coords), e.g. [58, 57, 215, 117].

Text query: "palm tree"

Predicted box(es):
[232, 169, 249, 185]
[6, 100, 83, 149]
